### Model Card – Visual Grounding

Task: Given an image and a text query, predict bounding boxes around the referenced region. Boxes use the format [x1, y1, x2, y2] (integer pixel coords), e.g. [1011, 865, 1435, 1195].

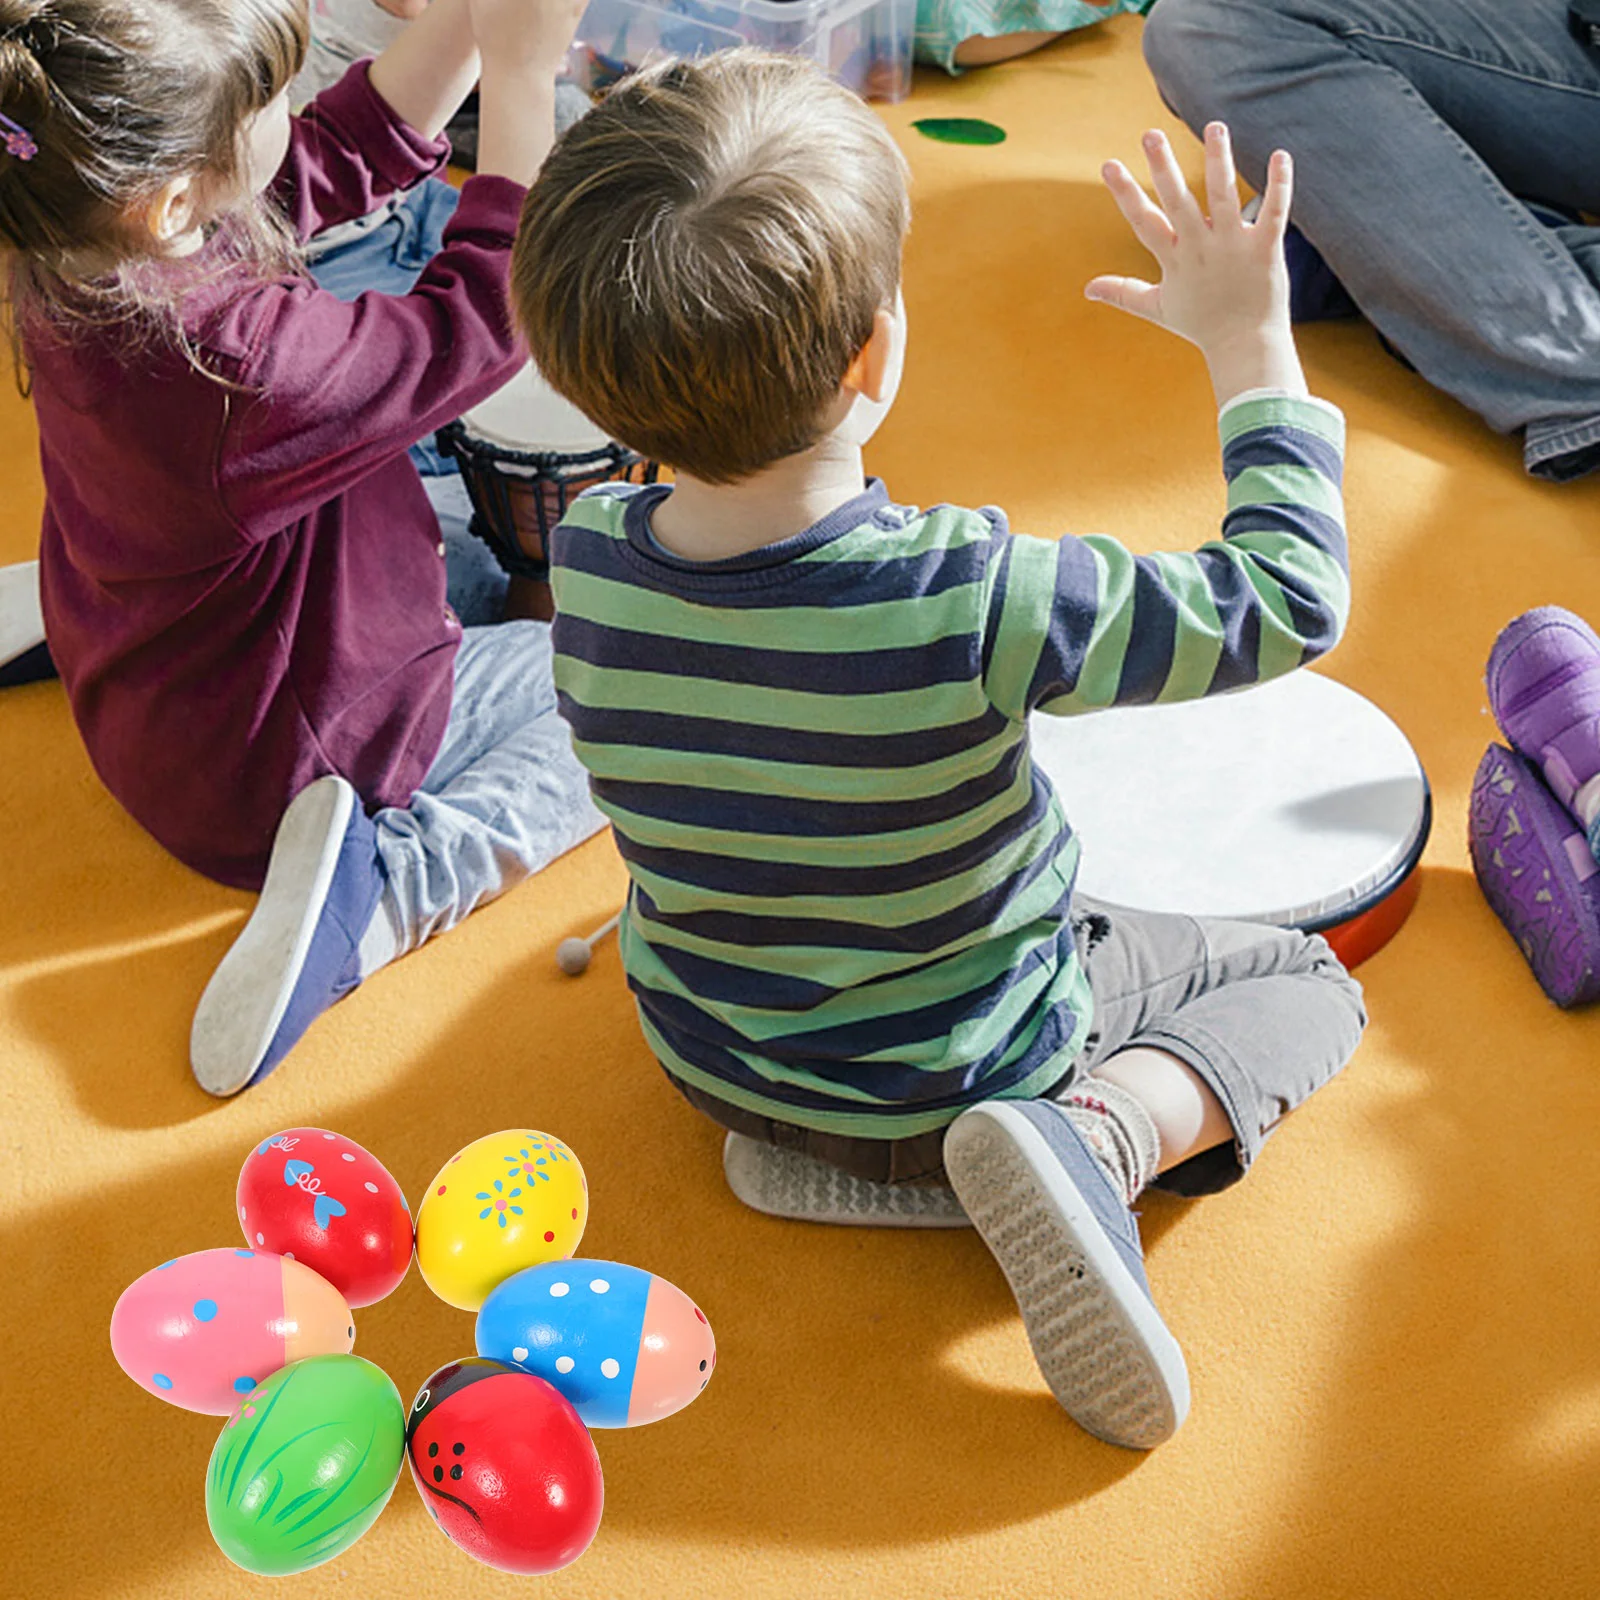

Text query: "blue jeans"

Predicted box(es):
[305, 182, 511, 620]
[1143, 0, 1600, 478]
[370, 620, 605, 956]
[305, 177, 463, 476]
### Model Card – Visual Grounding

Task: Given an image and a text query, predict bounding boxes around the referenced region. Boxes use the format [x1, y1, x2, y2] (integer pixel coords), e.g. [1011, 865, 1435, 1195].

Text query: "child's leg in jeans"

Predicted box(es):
[360, 621, 604, 968]
[721, 899, 1362, 1206]
[191, 621, 603, 1095]
[1056, 897, 1368, 1196]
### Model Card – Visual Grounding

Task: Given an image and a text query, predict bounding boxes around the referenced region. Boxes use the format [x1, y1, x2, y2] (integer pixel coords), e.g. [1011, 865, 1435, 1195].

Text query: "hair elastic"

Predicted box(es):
[0, 111, 37, 162]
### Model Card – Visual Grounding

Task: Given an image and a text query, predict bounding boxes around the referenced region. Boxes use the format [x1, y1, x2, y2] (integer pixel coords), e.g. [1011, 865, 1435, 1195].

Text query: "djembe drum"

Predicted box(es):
[437, 364, 656, 622]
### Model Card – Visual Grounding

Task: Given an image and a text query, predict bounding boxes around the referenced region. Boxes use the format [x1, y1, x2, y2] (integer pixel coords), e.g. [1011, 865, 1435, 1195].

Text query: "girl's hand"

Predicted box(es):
[467, 0, 587, 75]
[1086, 121, 1307, 406]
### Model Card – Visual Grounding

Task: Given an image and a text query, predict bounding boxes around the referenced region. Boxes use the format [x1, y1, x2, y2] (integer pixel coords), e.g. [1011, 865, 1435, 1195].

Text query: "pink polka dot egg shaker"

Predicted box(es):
[110, 1248, 354, 1414]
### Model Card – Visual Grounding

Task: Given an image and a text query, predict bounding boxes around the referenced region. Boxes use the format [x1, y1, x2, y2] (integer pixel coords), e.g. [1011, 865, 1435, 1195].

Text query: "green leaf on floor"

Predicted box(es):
[912, 117, 1007, 146]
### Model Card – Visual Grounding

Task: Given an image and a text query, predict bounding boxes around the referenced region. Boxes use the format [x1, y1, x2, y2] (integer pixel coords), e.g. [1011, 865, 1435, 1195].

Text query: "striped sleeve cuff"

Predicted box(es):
[1218, 390, 1346, 451]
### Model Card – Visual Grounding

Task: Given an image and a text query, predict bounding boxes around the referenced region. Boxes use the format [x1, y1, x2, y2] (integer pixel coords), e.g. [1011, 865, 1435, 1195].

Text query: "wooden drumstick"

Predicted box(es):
[556, 909, 623, 976]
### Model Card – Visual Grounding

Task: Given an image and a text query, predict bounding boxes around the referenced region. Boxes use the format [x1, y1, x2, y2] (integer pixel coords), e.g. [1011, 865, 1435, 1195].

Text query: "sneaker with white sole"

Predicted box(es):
[0, 559, 53, 687]
[722, 1133, 970, 1228]
[943, 1099, 1190, 1450]
[190, 775, 385, 1096]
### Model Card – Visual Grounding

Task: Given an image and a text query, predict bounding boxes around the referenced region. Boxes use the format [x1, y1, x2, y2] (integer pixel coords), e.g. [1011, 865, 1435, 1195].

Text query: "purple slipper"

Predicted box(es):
[1469, 743, 1600, 1008]
[1486, 606, 1600, 822]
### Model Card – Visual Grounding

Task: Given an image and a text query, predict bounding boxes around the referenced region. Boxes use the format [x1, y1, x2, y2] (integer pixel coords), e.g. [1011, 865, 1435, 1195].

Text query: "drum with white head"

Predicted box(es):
[1029, 671, 1431, 968]
[437, 364, 656, 621]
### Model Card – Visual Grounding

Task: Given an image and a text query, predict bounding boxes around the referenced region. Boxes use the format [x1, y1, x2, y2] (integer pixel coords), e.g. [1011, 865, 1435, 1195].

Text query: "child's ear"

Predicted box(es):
[143, 174, 200, 248]
[843, 305, 899, 404]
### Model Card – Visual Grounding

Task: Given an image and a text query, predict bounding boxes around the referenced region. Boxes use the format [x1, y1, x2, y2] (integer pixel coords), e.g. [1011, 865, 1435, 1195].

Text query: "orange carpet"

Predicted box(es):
[5, 20, 1600, 1599]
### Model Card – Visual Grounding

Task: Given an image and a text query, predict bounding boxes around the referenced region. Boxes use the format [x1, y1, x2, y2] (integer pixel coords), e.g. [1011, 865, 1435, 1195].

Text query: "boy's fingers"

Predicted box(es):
[1101, 159, 1178, 259]
[1252, 148, 1294, 242]
[1203, 122, 1242, 228]
[1084, 274, 1163, 325]
[1141, 129, 1204, 238]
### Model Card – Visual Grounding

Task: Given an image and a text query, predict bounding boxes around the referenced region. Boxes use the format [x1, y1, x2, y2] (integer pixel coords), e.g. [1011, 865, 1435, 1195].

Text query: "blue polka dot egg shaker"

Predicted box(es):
[475, 1259, 715, 1427]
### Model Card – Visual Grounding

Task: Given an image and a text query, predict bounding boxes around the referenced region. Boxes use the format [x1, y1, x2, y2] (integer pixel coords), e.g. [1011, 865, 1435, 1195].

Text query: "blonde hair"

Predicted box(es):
[513, 49, 910, 485]
[0, 0, 308, 367]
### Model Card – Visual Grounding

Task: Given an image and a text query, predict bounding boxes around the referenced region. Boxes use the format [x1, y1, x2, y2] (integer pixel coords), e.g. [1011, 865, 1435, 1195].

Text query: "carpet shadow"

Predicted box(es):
[8, 924, 242, 1130]
[0, 676, 247, 977]
[1209, 865, 1600, 1599]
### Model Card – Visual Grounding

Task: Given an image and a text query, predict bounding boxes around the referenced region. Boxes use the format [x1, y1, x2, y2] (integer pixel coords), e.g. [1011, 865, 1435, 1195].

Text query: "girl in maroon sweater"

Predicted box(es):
[0, 0, 600, 1093]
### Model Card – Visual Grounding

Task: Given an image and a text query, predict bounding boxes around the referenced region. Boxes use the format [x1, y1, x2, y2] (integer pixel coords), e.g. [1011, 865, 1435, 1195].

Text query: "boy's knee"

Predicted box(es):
[1300, 930, 1368, 1032]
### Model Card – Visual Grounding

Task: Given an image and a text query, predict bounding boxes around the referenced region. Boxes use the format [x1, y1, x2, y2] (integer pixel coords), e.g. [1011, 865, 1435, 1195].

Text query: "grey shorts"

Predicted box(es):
[670, 895, 1368, 1198]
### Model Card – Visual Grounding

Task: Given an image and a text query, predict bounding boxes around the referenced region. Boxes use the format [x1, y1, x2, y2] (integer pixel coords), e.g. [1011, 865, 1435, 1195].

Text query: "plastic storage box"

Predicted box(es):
[566, 0, 915, 103]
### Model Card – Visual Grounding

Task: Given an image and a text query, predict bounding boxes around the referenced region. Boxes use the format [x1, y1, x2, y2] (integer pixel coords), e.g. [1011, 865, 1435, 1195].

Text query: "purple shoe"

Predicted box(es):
[1486, 607, 1600, 825]
[1469, 744, 1600, 1008]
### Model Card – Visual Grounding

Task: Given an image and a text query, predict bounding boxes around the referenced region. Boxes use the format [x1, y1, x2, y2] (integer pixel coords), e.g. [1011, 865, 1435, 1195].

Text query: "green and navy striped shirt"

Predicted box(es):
[549, 393, 1349, 1139]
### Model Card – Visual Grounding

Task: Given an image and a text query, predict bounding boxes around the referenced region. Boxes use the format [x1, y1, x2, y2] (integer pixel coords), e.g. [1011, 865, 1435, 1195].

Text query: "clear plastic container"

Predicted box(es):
[565, 0, 915, 104]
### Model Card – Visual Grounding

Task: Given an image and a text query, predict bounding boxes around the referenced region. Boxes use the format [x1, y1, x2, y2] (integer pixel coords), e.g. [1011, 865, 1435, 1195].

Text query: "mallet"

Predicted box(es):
[556, 909, 623, 976]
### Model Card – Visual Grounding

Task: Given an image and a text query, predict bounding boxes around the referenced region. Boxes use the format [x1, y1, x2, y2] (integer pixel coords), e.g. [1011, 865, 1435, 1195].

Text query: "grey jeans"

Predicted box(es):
[675, 896, 1367, 1198]
[1142, 0, 1600, 479]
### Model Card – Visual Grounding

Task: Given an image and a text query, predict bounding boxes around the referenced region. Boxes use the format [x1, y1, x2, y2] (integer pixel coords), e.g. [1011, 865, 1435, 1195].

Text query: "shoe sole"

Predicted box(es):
[1469, 744, 1600, 1008]
[944, 1103, 1190, 1450]
[0, 560, 45, 670]
[190, 777, 357, 1096]
[722, 1134, 971, 1229]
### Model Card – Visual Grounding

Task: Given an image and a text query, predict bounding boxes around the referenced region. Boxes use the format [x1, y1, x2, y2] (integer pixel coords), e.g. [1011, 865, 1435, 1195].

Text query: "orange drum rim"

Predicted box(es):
[1301, 783, 1431, 969]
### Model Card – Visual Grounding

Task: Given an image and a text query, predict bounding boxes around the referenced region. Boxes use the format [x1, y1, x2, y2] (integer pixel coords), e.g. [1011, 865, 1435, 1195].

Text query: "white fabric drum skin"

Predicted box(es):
[463, 364, 613, 457]
[1029, 671, 1428, 937]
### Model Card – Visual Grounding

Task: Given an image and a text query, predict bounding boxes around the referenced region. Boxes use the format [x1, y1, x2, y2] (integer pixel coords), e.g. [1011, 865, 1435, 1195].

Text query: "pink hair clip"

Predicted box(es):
[0, 112, 37, 162]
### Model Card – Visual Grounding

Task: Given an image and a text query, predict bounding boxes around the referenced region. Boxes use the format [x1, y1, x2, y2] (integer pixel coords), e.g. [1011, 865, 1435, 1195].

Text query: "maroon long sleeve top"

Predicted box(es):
[32, 65, 526, 888]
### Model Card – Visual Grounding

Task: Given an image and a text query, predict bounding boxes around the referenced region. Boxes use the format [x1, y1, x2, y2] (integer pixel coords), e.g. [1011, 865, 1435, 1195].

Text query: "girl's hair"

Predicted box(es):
[0, 0, 309, 368]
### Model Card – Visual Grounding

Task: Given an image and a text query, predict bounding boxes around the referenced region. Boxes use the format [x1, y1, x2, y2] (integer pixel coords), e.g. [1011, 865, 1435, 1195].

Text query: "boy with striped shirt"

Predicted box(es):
[511, 51, 1366, 1450]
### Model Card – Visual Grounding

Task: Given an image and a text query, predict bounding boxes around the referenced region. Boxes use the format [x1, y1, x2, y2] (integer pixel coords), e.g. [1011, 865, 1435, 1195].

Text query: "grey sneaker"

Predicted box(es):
[722, 1133, 971, 1228]
[0, 559, 52, 687]
[190, 776, 383, 1096]
[944, 1100, 1190, 1450]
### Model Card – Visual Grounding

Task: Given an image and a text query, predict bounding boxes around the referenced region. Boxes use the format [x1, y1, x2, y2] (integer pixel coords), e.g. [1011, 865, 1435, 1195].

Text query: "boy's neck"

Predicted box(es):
[649, 434, 870, 563]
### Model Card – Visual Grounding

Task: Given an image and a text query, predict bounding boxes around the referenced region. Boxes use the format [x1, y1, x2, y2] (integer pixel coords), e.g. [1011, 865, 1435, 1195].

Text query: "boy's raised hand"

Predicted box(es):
[1086, 121, 1308, 406]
